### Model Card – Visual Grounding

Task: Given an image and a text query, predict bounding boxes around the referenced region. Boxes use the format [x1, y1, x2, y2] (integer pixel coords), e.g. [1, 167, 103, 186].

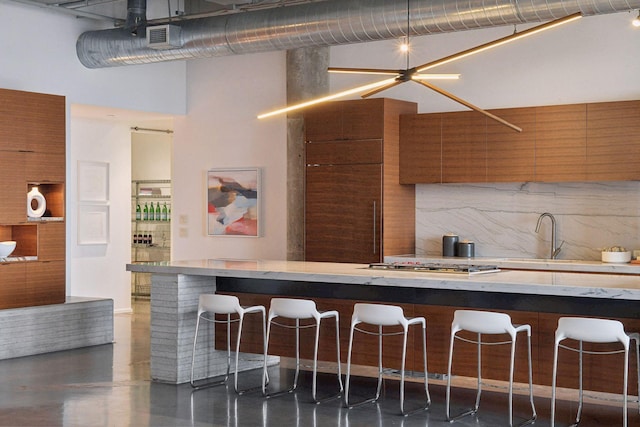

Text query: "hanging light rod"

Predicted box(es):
[130, 126, 174, 134]
[415, 12, 582, 73]
[257, 12, 582, 128]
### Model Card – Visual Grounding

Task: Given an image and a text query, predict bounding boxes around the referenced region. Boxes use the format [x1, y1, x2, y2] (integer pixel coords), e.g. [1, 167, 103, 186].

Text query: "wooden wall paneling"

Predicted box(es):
[0, 151, 25, 224]
[37, 222, 65, 261]
[399, 113, 442, 184]
[342, 99, 385, 140]
[382, 100, 417, 258]
[441, 111, 487, 183]
[586, 100, 640, 181]
[305, 164, 382, 263]
[26, 152, 66, 183]
[304, 103, 344, 142]
[0, 263, 27, 309]
[25, 261, 65, 306]
[25, 92, 65, 154]
[486, 107, 536, 182]
[0, 89, 32, 151]
[535, 104, 587, 182]
[306, 140, 382, 165]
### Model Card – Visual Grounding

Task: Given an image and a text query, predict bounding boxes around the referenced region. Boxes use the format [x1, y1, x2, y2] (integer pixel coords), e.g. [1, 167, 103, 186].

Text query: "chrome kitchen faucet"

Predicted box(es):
[535, 213, 564, 259]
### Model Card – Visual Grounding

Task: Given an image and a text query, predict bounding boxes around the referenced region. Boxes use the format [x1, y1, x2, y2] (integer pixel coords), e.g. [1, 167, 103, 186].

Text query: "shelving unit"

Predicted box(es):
[131, 180, 171, 298]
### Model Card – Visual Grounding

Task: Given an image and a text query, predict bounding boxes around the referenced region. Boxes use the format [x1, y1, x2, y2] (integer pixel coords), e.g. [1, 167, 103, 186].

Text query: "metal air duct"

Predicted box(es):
[76, 0, 640, 68]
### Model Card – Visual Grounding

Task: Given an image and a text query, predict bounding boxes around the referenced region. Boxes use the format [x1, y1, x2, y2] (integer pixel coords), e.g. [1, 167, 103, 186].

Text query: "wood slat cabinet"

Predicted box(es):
[304, 98, 416, 264]
[586, 100, 640, 181]
[0, 88, 66, 309]
[400, 100, 640, 183]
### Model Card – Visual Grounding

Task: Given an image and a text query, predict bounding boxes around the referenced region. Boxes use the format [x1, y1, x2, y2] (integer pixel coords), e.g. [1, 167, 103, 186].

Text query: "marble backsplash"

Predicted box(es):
[415, 181, 640, 261]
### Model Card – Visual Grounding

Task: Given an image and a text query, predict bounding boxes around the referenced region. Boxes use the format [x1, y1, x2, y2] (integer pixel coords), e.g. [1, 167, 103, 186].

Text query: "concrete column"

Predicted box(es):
[286, 47, 329, 261]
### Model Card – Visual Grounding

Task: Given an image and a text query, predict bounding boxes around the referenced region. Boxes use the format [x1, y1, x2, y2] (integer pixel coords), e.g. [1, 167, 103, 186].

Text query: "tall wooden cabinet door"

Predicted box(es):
[442, 111, 487, 183]
[587, 100, 640, 181]
[305, 164, 382, 263]
[535, 104, 587, 182]
[0, 263, 26, 309]
[486, 107, 536, 182]
[0, 151, 25, 224]
[26, 261, 65, 306]
[399, 113, 442, 184]
[37, 222, 65, 261]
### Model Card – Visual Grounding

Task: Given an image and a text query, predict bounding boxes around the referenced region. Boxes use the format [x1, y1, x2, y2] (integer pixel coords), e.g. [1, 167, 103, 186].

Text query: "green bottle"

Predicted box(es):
[161, 202, 168, 221]
[155, 202, 161, 221]
[135, 204, 141, 220]
[143, 203, 149, 220]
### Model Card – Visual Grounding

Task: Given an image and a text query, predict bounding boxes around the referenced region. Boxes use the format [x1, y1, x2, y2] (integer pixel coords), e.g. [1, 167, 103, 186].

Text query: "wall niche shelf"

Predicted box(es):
[27, 182, 64, 219]
[0, 224, 37, 259]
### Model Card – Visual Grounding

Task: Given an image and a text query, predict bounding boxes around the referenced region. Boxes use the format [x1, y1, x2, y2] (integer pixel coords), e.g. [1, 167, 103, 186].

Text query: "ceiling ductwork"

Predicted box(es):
[76, 0, 640, 68]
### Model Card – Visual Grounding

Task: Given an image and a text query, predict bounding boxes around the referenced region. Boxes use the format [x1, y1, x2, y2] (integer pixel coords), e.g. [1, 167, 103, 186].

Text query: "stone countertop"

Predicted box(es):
[127, 259, 640, 301]
[384, 255, 640, 275]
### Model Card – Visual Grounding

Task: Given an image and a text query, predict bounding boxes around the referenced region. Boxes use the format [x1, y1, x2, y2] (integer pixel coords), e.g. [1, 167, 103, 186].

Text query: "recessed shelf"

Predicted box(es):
[27, 182, 64, 219]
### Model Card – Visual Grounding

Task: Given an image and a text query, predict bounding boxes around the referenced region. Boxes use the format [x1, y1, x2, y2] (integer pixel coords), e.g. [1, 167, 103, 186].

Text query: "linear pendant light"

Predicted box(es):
[258, 12, 582, 131]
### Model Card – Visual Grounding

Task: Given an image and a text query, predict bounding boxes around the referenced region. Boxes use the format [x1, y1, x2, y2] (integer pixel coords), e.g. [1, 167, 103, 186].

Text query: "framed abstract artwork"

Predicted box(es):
[207, 168, 260, 237]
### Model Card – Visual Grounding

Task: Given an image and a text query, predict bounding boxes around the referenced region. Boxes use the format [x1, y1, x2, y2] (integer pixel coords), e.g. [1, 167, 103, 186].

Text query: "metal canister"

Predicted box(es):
[442, 234, 459, 257]
[457, 240, 475, 258]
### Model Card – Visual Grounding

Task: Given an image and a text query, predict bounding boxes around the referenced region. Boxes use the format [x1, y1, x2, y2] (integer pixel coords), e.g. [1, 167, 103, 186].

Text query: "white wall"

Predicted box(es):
[1, 2, 186, 312]
[132, 132, 173, 181]
[172, 51, 288, 261]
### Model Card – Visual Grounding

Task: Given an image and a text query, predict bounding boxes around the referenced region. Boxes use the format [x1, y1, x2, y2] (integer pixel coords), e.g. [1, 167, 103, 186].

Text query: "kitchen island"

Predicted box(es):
[127, 259, 640, 394]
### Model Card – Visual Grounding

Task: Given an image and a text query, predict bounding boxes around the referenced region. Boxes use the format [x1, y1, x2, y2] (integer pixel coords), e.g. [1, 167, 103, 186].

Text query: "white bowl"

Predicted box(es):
[0, 241, 17, 258]
[601, 251, 631, 263]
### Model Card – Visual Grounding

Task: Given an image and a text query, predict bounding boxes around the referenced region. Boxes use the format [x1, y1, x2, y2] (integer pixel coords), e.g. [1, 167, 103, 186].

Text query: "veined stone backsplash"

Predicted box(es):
[415, 181, 640, 261]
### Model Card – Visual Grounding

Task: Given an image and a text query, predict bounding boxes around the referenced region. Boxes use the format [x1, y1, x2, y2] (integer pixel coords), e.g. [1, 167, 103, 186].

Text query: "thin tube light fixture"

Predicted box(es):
[416, 12, 582, 72]
[257, 78, 397, 119]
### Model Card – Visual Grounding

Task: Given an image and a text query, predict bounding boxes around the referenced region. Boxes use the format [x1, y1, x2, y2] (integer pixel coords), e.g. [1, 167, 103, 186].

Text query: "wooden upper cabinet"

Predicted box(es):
[486, 107, 536, 182]
[306, 139, 382, 165]
[399, 113, 442, 184]
[25, 92, 65, 154]
[304, 98, 385, 142]
[0, 89, 64, 154]
[586, 100, 640, 181]
[534, 104, 587, 182]
[442, 111, 487, 183]
[0, 151, 26, 224]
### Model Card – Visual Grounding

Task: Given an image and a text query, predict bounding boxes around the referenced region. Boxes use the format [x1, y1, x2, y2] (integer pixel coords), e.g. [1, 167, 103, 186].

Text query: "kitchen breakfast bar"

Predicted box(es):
[127, 259, 640, 397]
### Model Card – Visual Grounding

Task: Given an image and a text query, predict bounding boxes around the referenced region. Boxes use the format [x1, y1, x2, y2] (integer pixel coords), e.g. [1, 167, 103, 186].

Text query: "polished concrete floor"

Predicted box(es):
[0, 299, 636, 426]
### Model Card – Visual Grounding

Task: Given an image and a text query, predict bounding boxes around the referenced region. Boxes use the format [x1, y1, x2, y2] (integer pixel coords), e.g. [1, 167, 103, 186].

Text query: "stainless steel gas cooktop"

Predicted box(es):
[368, 262, 500, 275]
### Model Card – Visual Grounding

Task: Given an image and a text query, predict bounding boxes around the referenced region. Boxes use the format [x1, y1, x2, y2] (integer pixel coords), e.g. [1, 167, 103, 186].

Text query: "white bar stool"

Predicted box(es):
[190, 294, 267, 394]
[446, 310, 536, 427]
[344, 303, 430, 416]
[629, 332, 640, 414]
[551, 317, 632, 427]
[262, 297, 343, 403]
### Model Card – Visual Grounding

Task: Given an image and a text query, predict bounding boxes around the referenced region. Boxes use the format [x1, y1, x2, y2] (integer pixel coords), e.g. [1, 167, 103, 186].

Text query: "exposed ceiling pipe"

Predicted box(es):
[76, 0, 640, 68]
[124, 0, 147, 37]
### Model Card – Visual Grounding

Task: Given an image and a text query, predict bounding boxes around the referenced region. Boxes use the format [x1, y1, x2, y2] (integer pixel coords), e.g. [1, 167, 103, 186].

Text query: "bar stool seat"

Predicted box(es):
[344, 303, 430, 416]
[262, 298, 343, 403]
[446, 310, 536, 427]
[551, 317, 633, 427]
[190, 294, 267, 394]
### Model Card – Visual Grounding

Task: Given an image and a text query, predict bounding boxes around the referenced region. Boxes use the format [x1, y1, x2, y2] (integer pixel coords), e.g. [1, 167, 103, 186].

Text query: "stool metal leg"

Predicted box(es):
[345, 324, 384, 408]
[263, 317, 300, 398]
[399, 319, 431, 416]
[311, 313, 343, 404]
[233, 309, 268, 395]
[190, 313, 232, 390]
